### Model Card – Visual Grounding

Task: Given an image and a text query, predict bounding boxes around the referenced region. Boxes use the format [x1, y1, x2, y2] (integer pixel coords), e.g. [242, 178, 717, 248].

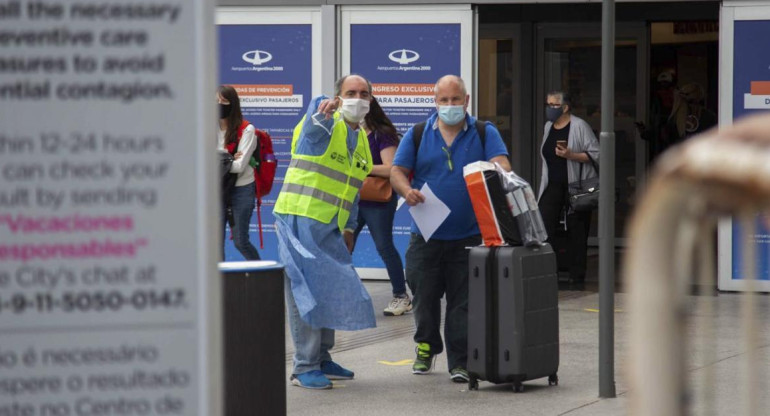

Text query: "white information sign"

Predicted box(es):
[0, 0, 221, 414]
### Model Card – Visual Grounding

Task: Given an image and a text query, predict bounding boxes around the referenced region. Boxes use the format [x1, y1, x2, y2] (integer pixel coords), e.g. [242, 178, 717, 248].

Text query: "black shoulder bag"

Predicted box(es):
[567, 153, 600, 212]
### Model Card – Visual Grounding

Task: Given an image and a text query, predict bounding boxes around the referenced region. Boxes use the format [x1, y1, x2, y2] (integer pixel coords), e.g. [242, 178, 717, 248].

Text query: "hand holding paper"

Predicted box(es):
[408, 183, 450, 242]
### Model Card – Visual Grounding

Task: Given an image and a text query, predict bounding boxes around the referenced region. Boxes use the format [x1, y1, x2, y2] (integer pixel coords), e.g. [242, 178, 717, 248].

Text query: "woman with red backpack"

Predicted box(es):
[217, 85, 260, 260]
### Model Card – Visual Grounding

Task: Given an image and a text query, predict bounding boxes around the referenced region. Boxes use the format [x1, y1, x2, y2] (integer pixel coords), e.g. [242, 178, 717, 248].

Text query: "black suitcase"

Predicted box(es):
[467, 244, 560, 392]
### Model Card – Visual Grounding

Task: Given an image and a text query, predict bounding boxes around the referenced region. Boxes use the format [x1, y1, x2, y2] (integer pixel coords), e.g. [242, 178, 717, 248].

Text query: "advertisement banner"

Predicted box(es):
[352, 24, 461, 136]
[733, 20, 770, 119]
[350, 23, 461, 268]
[0, 0, 219, 414]
[218, 24, 312, 261]
[729, 20, 770, 283]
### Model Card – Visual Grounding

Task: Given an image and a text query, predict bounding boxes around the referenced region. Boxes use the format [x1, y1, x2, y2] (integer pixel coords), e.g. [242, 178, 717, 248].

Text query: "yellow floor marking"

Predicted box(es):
[584, 308, 623, 313]
[377, 359, 414, 366]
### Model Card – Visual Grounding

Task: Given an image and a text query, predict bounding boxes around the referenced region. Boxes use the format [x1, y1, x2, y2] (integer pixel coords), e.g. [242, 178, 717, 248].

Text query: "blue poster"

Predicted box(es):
[733, 20, 770, 120]
[350, 23, 462, 268]
[218, 24, 312, 262]
[731, 20, 770, 280]
[731, 217, 770, 281]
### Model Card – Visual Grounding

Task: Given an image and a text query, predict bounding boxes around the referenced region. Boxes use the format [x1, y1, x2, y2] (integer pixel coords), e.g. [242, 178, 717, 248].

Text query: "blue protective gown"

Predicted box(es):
[274, 96, 376, 331]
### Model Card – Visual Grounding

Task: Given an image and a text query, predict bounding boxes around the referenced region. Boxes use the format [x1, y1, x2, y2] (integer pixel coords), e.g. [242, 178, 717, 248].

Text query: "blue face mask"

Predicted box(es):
[438, 105, 466, 126]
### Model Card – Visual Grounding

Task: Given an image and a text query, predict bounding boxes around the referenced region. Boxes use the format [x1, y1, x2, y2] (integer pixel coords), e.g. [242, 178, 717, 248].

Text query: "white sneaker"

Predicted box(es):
[384, 296, 412, 316]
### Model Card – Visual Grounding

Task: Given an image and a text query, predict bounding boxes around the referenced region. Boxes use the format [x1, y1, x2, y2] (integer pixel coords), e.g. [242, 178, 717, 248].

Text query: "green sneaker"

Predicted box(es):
[412, 343, 435, 374]
[450, 367, 469, 383]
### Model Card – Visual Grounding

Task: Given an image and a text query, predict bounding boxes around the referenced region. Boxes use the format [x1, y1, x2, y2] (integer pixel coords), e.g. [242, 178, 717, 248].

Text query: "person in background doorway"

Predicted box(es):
[537, 91, 599, 289]
[664, 82, 717, 145]
[391, 75, 510, 383]
[637, 69, 677, 163]
[353, 97, 411, 316]
[217, 85, 260, 261]
[273, 74, 376, 390]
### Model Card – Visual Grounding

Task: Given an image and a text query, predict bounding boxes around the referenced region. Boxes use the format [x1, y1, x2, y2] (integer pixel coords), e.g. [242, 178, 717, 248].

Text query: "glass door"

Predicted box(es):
[477, 24, 526, 178]
[536, 23, 648, 243]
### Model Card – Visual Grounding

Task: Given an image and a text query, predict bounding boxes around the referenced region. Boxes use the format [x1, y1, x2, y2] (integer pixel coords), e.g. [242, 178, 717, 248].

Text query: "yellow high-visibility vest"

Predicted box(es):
[274, 112, 372, 231]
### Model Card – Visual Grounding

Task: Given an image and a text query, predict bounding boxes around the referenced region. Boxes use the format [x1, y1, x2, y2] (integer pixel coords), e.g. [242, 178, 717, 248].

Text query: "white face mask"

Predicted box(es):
[338, 97, 370, 124]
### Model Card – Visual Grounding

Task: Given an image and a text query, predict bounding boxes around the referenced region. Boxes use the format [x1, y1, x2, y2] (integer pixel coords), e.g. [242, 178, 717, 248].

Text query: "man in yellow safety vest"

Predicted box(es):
[274, 74, 376, 390]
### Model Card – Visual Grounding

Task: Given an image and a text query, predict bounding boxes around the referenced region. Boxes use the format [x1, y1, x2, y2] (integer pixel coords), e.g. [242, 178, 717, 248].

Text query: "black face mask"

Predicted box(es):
[219, 103, 232, 119]
[545, 106, 563, 123]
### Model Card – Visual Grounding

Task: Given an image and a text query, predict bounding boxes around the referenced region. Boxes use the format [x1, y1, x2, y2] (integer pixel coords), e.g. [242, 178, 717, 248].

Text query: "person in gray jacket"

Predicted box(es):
[537, 91, 600, 288]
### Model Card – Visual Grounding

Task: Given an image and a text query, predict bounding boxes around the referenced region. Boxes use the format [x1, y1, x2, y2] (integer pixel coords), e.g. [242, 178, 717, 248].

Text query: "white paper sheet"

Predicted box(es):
[408, 183, 451, 242]
[396, 196, 406, 211]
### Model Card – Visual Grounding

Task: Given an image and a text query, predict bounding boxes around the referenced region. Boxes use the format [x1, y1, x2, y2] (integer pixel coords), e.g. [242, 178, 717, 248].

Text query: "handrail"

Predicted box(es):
[626, 113, 770, 416]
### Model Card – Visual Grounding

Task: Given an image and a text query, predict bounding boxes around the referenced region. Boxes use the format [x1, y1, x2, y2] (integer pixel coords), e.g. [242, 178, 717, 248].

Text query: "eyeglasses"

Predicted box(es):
[442, 146, 454, 171]
[545, 103, 563, 108]
[353, 152, 369, 171]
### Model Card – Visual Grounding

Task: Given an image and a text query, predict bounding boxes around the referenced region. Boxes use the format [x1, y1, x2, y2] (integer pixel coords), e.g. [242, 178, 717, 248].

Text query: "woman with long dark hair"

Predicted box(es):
[217, 85, 260, 260]
[353, 97, 410, 315]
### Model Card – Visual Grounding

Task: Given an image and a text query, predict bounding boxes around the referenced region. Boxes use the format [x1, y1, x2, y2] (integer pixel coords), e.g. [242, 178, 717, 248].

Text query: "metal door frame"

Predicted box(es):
[477, 23, 527, 178]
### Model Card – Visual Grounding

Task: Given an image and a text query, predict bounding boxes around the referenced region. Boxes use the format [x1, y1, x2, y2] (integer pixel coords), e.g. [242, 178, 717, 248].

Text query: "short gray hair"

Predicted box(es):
[335, 74, 372, 97]
[547, 90, 572, 107]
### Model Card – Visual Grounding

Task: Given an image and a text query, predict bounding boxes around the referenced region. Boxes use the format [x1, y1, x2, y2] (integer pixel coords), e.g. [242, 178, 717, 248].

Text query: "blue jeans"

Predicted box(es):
[354, 195, 406, 296]
[405, 233, 480, 371]
[284, 277, 334, 374]
[222, 182, 260, 261]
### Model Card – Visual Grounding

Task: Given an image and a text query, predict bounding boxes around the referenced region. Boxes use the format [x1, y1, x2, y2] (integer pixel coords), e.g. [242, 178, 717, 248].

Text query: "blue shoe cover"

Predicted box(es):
[321, 360, 354, 380]
[291, 370, 332, 389]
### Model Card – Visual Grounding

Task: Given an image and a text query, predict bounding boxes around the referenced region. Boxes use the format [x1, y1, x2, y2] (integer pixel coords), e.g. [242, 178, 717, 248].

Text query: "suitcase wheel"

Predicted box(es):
[548, 374, 559, 386]
[468, 377, 479, 391]
[513, 382, 524, 393]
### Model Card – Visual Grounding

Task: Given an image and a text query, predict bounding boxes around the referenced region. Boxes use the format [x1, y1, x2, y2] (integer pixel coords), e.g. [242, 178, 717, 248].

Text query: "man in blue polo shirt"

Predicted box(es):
[391, 75, 510, 383]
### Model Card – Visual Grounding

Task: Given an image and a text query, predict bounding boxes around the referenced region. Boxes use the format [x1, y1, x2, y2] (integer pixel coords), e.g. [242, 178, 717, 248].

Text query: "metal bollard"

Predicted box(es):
[220, 261, 286, 416]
